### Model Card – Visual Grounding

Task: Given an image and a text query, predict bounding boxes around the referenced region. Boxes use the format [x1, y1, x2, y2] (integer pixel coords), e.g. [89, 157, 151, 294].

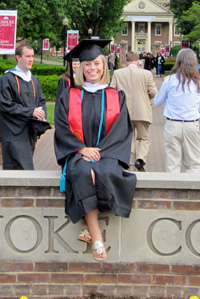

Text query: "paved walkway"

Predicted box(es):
[34, 57, 63, 65]
[33, 70, 166, 172]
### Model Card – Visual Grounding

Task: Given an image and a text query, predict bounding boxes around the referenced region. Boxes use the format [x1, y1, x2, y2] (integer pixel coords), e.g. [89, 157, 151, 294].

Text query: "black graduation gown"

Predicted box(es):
[56, 77, 70, 102]
[54, 86, 137, 223]
[0, 72, 47, 170]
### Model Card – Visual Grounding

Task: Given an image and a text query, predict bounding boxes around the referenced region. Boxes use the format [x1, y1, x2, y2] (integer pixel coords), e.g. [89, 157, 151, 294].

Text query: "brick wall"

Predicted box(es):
[0, 171, 199, 299]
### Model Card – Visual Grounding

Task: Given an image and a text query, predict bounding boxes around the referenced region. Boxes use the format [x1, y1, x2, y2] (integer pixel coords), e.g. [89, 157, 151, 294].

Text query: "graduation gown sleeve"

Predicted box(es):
[56, 77, 69, 102]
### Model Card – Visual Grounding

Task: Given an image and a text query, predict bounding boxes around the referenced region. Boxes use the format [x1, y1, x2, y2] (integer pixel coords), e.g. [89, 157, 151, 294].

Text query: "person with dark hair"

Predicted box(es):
[56, 58, 80, 100]
[54, 40, 137, 262]
[154, 48, 200, 173]
[111, 52, 157, 172]
[143, 53, 152, 71]
[0, 44, 48, 169]
[155, 52, 165, 77]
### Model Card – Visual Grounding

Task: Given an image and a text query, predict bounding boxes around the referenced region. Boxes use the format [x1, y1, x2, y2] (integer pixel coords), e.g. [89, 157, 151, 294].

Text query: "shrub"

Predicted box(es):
[165, 57, 176, 62]
[0, 58, 64, 102]
[38, 75, 61, 101]
[164, 62, 175, 71]
[0, 57, 66, 76]
[170, 45, 182, 57]
[32, 65, 66, 76]
[0, 60, 15, 75]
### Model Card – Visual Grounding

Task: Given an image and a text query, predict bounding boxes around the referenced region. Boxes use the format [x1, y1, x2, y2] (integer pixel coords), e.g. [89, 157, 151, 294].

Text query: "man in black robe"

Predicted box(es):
[0, 45, 47, 170]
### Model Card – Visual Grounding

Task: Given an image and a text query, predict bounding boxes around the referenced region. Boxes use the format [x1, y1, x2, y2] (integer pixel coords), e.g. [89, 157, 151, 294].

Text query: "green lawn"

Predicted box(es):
[46, 103, 55, 124]
[34, 55, 63, 63]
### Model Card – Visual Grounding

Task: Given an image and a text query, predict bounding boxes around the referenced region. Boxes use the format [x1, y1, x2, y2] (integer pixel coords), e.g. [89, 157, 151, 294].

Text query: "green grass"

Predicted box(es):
[165, 71, 172, 76]
[34, 55, 63, 62]
[46, 103, 55, 124]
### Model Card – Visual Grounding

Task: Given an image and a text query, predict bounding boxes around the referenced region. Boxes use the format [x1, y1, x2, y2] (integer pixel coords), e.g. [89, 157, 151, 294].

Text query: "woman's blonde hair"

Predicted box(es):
[75, 55, 110, 86]
[172, 48, 200, 92]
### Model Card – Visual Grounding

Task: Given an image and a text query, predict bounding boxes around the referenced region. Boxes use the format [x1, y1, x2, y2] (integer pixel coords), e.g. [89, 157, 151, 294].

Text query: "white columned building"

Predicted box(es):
[113, 0, 181, 55]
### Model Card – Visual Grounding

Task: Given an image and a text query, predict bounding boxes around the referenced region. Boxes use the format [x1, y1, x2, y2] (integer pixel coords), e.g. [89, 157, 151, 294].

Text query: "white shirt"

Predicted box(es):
[158, 56, 162, 65]
[154, 74, 200, 120]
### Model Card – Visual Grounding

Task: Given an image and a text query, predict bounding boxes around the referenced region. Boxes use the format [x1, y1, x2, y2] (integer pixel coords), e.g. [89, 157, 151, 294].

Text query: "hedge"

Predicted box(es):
[0, 59, 65, 76]
[0, 58, 64, 102]
[32, 65, 66, 76]
[38, 75, 61, 101]
[164, 62, 175, 71]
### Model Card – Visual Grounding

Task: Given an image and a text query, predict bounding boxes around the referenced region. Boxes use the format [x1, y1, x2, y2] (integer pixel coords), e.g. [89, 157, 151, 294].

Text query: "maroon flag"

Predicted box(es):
[0, 10, 17, 54]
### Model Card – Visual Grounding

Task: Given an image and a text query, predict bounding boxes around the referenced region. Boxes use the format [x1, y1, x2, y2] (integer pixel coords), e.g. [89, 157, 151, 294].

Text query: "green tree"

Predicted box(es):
[64, 0, 131, 39]
[170, 0, 200, 35]
[0, 0, 67, 43]
[181, 2, 200, 42]
[0, 0, 131, 43]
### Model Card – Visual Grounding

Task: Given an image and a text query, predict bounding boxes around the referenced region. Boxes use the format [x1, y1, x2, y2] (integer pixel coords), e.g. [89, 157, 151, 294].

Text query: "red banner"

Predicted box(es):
[116, 46, 120, 55]
[67, 30, 79, 52]
[43, 39, 49, 51]
[165, 45, 170, 53]
[182, 39, 189, 49]
[111, 44, 116, 52]
[160, 47, 165, 55]
[0, 10, 17, 54]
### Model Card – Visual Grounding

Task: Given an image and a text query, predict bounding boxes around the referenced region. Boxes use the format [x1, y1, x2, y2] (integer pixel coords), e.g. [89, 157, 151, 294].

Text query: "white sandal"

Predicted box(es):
[92, 240, 108, 262]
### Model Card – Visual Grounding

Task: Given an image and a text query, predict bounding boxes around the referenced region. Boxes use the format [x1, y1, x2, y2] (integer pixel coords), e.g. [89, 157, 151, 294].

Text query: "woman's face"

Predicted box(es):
[83, 55, 104, 83]
[72, 61, 80, 74]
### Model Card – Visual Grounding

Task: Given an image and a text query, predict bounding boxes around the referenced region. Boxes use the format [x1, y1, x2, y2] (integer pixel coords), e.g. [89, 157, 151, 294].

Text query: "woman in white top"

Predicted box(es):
[154, 48, 200, 173]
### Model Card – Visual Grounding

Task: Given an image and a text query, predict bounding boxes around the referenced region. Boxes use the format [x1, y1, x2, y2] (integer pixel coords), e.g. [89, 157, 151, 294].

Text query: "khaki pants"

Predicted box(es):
[164, 119, 200, 173]
[130, 121, 150, 165]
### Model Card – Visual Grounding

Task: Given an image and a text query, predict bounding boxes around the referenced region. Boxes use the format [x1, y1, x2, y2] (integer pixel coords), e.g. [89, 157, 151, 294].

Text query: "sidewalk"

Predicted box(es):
[34, 57, 63, 65]
[33, 70, 166, 172]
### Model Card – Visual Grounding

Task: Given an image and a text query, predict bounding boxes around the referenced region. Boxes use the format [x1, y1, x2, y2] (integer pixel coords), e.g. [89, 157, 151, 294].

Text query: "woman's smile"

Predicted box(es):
[83, 55, 104, 83]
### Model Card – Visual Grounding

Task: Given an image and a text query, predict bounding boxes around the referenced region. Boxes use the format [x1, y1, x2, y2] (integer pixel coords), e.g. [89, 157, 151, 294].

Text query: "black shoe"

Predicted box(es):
[134, 159, 145, 172]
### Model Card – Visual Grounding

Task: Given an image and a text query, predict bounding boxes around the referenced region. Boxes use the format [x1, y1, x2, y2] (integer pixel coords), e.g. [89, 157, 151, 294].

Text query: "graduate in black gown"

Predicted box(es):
[0, 45, 47, 170]
[56, 58, 80, 100]
[54, 40, 137, 262]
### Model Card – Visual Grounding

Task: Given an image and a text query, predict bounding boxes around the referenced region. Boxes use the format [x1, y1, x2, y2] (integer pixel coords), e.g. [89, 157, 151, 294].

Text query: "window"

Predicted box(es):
[122, 24, 128, 35]
[155, 24, 162, 36]
[155, 41, 162, 46]
[174, 25, 179, 36]
[138, 1, 145, 9]
[174, 42, 181, 46]
[138, 23, 145, 33]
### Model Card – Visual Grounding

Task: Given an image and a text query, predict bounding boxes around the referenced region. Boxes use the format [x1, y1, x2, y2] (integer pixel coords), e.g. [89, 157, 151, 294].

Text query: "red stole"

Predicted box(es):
[68, 88, 120, 143]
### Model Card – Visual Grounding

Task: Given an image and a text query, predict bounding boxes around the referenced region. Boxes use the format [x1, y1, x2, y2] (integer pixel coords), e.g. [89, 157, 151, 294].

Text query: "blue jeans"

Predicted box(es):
[157, 64, 162, 75]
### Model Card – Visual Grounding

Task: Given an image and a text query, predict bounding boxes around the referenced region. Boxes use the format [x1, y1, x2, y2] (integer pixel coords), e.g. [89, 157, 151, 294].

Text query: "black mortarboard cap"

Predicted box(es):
[72, 58, 79, 62]
[64, 39, 111, 87]
[65, 39, 111, 62]
[29, 118, 52, 137]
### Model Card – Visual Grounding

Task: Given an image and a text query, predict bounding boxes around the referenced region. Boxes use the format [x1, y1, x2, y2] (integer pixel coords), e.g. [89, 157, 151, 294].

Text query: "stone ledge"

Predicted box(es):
[0, 170, 199, 189]
[0, 170, 61, 187]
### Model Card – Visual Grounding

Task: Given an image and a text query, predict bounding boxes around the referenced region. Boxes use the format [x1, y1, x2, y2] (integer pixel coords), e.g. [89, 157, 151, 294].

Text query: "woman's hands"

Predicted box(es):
[79, 147, 101, 161]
